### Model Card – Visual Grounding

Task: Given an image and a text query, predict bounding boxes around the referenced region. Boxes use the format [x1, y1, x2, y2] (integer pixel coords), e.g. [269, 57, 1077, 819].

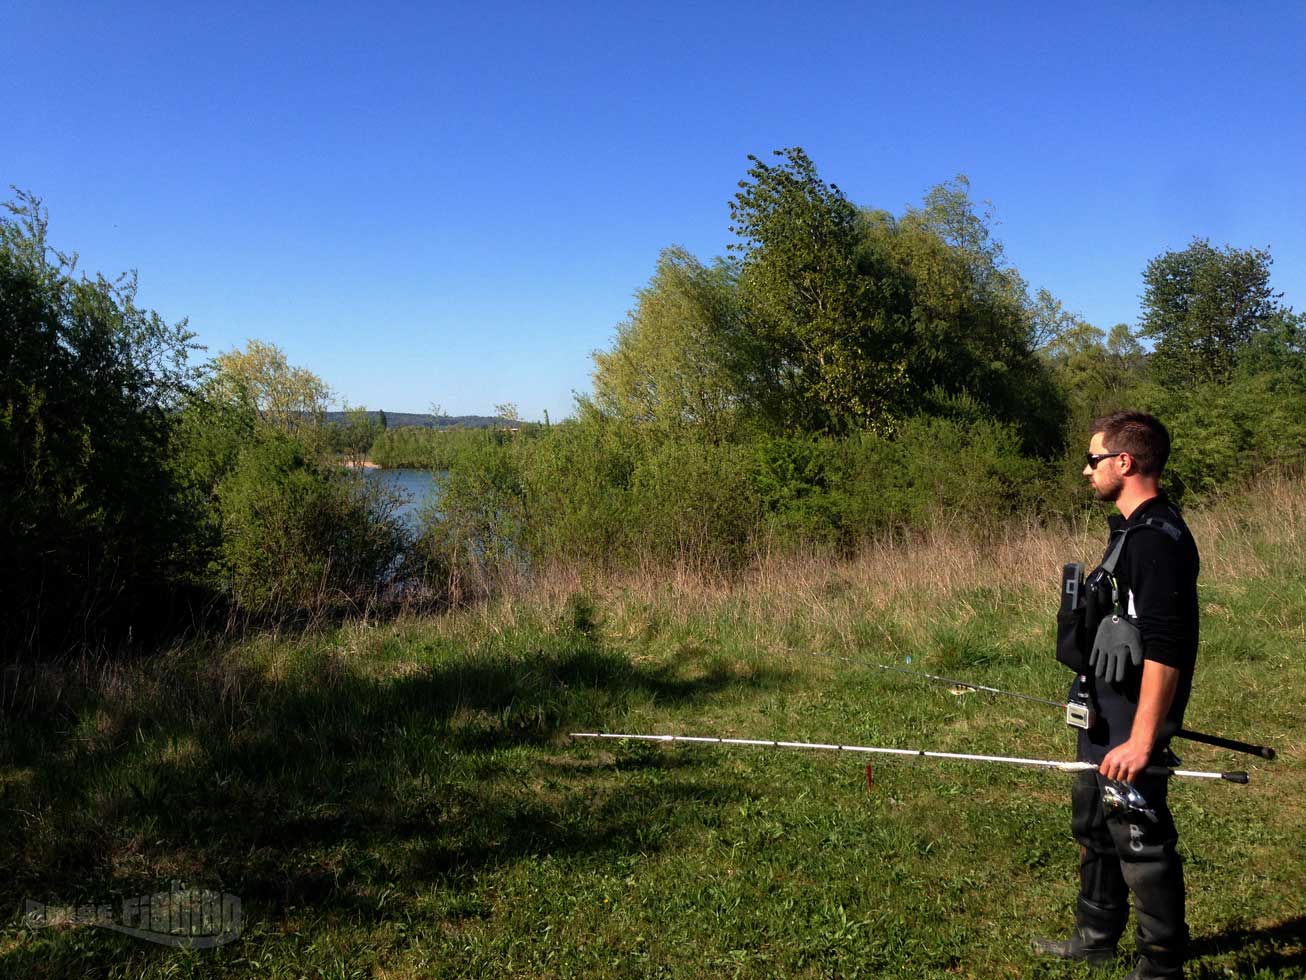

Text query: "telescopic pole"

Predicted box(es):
[808, 652, 1277, 760]
[570, 732, 1251, 783]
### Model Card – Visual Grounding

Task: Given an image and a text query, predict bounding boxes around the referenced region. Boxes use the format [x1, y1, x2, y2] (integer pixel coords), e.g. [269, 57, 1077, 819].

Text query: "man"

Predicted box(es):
[1035, 411, 1200, 979]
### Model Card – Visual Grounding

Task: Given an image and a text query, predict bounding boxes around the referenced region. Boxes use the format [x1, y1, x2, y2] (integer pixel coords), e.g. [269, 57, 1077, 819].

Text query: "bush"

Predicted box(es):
[1, 192, 197, 654]
[413, 406, 1054, 584]
[630, 439, 760, 568]
[409, 433, 529, 600]
[750, 435, 848, 549]
[516, 413, 644, 567]
[1136, 372, 1306, 500]
[841, 414, 1045, 535]
[215, 432, 408, 615]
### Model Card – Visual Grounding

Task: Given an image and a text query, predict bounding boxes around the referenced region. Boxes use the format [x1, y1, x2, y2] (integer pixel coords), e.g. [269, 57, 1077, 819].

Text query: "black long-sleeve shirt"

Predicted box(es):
[1073, 491, 1202, 757]
[1102, 491, 1201, 724]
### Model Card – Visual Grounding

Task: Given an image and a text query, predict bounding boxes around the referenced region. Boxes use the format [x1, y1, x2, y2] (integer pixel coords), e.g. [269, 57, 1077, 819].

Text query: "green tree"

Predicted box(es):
[1140, 238, 1284, 387]
[337, 404, 382, 464]
[1, 190, 198, 652]
[1043, 318, 1109, 395]
[729, 148, 911, 433]
[1029, 288, 1086, 351]
[591, 247, 747, 441]
[210, 339, 332, 438]
[868, 176, 1065, 452]
[1105, 323, 1145, 392]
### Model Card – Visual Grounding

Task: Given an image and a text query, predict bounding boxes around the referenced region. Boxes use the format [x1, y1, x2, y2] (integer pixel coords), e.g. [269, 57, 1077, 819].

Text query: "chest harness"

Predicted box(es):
[1056, 516, 1184, 727]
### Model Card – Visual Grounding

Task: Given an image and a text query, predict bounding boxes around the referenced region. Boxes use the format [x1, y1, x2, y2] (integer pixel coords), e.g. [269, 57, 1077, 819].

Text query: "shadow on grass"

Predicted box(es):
[1, 630, 792, 929]
[1191, 915, 1306, 974]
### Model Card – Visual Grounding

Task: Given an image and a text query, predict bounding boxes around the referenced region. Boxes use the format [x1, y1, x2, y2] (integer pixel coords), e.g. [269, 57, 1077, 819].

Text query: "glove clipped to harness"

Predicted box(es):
[1089, 613, 1143, 684]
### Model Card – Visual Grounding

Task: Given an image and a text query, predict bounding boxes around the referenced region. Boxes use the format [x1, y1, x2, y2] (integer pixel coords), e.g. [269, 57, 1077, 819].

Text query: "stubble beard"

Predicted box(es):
[1093, 474, 1122, 502]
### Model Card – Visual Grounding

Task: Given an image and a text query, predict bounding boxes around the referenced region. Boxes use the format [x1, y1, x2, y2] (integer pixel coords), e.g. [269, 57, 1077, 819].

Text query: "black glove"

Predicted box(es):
[1089, 615, 1143, 684]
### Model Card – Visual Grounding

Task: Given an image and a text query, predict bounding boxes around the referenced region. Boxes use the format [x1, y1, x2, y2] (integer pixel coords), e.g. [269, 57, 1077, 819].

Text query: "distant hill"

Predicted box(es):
[322, 411, 513, 429]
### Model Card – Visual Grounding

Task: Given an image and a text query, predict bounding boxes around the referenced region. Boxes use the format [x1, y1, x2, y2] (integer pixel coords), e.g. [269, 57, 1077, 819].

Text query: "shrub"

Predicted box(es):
[516, 413, 644, 567]
[841, 414, 1044, 536]
[629, 439, 760, 569]
[1, 192, 197, 654]
[409, 433, 528, 600]
[750, 435, 848, 549]
[215, 432, 408, 615]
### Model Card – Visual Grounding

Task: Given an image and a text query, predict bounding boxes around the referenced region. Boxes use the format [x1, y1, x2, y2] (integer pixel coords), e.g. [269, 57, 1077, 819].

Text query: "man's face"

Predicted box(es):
[1084, 431, 1125, 501]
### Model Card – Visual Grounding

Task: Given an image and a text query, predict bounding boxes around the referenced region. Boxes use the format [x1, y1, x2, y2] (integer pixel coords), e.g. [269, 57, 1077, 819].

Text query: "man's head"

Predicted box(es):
[1084, 410, 1170, 503]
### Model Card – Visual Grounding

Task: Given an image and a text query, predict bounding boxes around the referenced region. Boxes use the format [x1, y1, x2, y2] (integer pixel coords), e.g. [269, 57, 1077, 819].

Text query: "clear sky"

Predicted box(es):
[5, 1, 1304, 421]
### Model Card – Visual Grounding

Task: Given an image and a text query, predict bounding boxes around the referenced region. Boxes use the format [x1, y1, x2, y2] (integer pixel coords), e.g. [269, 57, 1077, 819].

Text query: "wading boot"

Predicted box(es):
[1123, 954, 1184, 980]
[1032, 896, 1127, 965]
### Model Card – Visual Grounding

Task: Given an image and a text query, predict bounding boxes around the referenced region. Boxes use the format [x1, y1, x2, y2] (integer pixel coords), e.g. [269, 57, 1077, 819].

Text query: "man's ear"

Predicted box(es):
[1118, 452, 1137, 476]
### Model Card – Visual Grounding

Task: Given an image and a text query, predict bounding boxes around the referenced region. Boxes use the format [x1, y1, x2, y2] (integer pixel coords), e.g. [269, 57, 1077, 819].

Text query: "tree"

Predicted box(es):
[729, 148, 911, 433]
[210, 339, 332, 436]
[1139, 238, 1284, 387]
[1029, 288, 1085, 352]
[494, 402, 520, 427]
[869, 177, 1065, 453]
[592, 153, 1064, 451]
[1105, 323, 1145, 391]
[1234, 309, 1306, 378]
[337, 404, 382, 464]
[1, 190, 198, 652]
[591, 247, 746, 441]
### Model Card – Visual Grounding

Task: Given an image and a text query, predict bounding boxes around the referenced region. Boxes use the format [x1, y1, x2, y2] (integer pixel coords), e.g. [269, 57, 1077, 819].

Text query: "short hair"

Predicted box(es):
[1092, 411, 1170, 477]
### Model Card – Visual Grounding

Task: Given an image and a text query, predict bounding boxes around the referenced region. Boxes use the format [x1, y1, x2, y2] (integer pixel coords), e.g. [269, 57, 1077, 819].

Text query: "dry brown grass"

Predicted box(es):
[430, 472, 1306, 653]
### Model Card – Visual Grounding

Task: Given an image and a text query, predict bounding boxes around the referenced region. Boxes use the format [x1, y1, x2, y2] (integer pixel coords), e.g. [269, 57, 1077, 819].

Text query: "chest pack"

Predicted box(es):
[1055, 516, 1183, 676]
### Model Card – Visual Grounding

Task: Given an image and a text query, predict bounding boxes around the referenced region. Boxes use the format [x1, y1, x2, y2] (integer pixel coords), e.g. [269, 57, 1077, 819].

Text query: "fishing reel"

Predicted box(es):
[1101, 781, 1158, 824]
[1099, 747, 1183, 825]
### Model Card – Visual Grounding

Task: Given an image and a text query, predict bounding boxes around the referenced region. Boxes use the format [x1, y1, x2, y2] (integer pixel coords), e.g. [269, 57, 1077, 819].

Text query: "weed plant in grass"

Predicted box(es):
[1, 477, 1303, 978]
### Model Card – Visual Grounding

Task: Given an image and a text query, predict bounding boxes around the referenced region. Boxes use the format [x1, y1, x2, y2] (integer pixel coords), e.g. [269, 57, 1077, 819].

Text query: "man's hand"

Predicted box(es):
[1098, 738, 1153, 783]
[1098, 659, 1182, 784]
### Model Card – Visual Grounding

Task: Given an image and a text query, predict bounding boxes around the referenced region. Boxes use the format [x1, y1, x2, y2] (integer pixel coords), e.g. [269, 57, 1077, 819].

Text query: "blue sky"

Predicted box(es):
[5, 1, 1304, 421]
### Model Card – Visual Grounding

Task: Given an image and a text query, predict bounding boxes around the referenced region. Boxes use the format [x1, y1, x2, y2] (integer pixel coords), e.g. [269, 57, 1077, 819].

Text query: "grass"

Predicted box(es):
[1, 477, 1303, 978]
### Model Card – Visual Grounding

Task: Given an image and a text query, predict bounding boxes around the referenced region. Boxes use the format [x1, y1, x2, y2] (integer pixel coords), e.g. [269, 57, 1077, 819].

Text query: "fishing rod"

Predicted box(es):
[570, 732, 1251, 783]
[808, 651, 1277, 761]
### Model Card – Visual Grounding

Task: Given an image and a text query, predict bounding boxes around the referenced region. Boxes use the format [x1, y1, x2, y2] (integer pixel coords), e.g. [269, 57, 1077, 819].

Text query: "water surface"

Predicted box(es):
[362, 468, 442, 527]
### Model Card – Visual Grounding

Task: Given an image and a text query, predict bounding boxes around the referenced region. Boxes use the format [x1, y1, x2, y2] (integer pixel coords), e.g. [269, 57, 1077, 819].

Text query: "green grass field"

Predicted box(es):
[2, 479, 1303, 978]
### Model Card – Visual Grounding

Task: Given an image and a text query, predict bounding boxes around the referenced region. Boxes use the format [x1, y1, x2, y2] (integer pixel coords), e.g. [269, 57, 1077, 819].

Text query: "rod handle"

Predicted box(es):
[1177, 727, 1276, 760]
[1141, 765, 1250, 783]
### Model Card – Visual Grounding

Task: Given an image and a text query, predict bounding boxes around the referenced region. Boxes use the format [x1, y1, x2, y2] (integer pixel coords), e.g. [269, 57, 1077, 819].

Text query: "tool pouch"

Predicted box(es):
[1056, 561, 1089, 673]
[1056, 604, 1087, 673]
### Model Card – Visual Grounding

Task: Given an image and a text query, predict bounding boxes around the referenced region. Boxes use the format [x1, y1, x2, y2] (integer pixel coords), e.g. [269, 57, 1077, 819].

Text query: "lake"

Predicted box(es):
[362, 468, 442, 527]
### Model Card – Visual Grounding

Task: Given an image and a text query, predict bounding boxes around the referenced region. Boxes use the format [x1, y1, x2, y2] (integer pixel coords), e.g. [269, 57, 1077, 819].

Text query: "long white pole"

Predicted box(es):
[569, 732, 1250, 783]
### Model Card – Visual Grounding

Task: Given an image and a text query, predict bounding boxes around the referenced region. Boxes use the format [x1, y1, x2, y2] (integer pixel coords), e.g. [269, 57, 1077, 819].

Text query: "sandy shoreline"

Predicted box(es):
[342, 459, 381, 470]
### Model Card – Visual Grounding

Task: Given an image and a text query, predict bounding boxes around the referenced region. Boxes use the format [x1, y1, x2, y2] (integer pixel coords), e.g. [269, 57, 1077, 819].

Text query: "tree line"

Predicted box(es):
[3, 152, 1303, 655]
[426, 150, 1304, 589]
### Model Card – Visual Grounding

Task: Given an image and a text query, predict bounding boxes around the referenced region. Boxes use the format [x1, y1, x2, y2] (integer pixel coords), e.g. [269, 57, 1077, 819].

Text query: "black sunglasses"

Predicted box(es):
[1085, 451, 1126, 469]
